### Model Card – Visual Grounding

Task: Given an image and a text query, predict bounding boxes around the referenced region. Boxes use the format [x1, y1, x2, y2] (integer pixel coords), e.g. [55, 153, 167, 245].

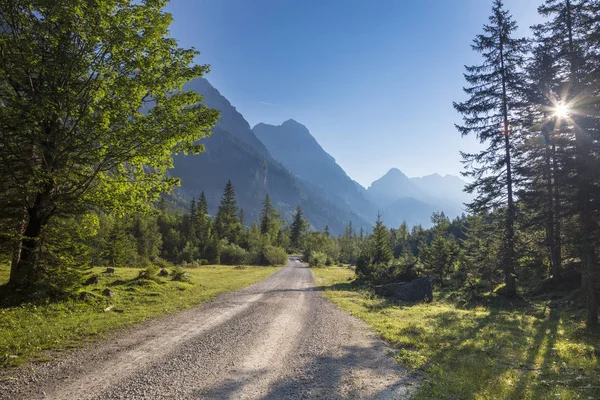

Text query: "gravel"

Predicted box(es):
[0, 259, 417, 399]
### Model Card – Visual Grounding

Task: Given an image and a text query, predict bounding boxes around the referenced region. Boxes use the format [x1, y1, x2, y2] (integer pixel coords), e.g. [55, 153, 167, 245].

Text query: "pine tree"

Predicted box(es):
[215, 180, 241, 244]
[454, 0, 528, 297]
[290, 205, 307, 250]
[419, 213, 460, 287]
[259, 194, 282, 243]
[536, 0, 600, 328]
[324, 225, 330, 238]
[370, 213, 393, 265]
[196, 191, 209, 245]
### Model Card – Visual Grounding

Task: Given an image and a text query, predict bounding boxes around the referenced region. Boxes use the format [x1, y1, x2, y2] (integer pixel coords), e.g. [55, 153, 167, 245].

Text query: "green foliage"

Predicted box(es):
[220, 243, 248, 265]
[289, 205, 308, 250]
[419, 213, 460, 287]
[0, 0, 219, 290]
[215, 181, 242, 244]
[308, 251, 327, 268]
[262, 246, 288, 266]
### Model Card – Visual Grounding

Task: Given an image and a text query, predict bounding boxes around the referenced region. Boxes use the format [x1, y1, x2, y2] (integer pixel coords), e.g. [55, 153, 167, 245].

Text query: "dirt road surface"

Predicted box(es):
[1, 259, 416, 399]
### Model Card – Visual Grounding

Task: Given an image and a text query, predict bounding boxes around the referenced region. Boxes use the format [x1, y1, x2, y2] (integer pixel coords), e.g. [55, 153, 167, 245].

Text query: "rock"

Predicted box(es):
[78, 292, 95, 301]
[374, 276, 433, 303]
[102, 288, 115, 297]
[104, 267, 115, 274]
[104, 305, 114, 312]
[84, 275, 99, 286]
[158, 269, 169, 277]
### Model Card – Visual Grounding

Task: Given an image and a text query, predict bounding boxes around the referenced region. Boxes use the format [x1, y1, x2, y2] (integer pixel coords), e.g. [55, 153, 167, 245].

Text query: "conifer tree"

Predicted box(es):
[196, 191, 209, 245]
[324, 225, 330, 238]
[536, 0, 600, 328]
[259, 194, 282, 243]
[419, 213, 460, 287]
[370, 213, 393, 265]
[454, 0, 528, 297]
[215, 180, 240, 244]
[290, 206, 307, 250]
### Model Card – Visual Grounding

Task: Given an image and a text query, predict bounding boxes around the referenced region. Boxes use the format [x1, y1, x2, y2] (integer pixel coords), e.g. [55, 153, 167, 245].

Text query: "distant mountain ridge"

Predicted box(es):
[168, 78, 467, 232]
[253, 120, 374, 220]
[253, 121, 468, 228]
[168, 78, 371, 235]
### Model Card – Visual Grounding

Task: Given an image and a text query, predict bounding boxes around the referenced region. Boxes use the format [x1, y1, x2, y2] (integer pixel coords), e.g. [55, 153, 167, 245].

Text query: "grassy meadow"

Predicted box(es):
[312, 267, 600, 400]
[0, 265, 278, 368]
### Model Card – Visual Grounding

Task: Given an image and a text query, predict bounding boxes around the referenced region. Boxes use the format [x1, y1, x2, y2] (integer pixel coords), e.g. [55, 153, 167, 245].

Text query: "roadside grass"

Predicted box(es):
[0, 264, 278, 368]
[312, 267, 600, 400]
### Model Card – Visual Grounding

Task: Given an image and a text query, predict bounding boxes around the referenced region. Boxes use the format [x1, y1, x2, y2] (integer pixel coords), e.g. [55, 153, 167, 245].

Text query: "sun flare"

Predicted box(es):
[553, 103, 570, 119]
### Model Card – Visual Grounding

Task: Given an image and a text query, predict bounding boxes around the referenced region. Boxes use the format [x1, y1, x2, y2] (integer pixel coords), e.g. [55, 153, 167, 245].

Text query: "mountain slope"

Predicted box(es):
[169, 79, 370, 234]
[253, 120, 375, 219]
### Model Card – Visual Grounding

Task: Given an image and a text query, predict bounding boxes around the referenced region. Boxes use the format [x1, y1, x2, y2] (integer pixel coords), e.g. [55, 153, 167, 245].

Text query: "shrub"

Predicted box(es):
[137, 265, 159, 280]
[309, 251, 327, 268]
[171, 266, 191, 282]
[264, 246, 288, 266]
[220, 243, 248, 265]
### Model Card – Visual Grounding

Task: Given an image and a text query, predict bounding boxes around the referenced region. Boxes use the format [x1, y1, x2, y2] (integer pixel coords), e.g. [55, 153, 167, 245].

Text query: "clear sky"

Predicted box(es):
[165, 0, 543, 187]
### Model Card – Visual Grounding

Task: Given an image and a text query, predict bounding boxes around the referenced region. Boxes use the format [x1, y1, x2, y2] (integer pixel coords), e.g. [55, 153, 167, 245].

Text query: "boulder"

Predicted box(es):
[374, 277, 433, 303]
[78, 292, 95, 301]
[104, 267, 115, 274]
[84, 275, 99, 286]
[158, 269, 169, 277]
[102, 288, 115, 297]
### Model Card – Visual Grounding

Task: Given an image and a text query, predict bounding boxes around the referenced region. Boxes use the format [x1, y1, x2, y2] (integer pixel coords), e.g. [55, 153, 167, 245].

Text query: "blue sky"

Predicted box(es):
[165, 0, 543, 187]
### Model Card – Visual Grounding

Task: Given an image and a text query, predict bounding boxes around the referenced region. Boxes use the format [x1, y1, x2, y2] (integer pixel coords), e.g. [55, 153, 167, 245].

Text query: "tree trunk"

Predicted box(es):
[550, 143, 562, 278]
[499, 28, 517, 297]
[8, 192, 52, 288]
[565, 0, 597, 329]
[543, 137, 560, 279]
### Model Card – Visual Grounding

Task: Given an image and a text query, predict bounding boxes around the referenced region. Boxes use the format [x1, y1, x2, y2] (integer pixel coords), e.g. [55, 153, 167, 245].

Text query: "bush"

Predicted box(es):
[309, 251, 327, 268]
[220, 243, 248, 265]
[171, 266, 191, 282]
[263, 246, 288, 266]
[137, 265, 159, 280]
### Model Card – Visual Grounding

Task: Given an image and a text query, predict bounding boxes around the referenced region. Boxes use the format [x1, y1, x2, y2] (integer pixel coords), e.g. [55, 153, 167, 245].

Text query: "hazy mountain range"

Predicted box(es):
[169, 78, 469, 234]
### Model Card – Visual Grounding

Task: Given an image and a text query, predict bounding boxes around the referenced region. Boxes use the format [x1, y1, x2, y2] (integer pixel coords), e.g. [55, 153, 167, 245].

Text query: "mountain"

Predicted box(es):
[367, 168, 430, 208]
[169, 78, 371, 234]
[366, 168, 468, 227]
[411, 173, 471, 206]
[252, 120, 375, 220]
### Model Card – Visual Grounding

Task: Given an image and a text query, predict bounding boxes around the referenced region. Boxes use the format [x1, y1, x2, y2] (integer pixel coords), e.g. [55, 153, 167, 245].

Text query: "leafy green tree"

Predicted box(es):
[454, 0, 528, 297]
[215, 181, 241, 244]
[289, 205, 308, 250]
[0, 0, 219, 290]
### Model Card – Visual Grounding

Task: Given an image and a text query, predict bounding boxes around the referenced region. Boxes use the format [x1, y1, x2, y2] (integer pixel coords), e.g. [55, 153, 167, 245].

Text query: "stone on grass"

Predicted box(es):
[102, 288, 115, 297]
[104, 267, 115, 274]
[84, 275, 99, 286]
[158, 269, 169, 277]
[374, 276, 433, 303]
[79, 292, 95, 301]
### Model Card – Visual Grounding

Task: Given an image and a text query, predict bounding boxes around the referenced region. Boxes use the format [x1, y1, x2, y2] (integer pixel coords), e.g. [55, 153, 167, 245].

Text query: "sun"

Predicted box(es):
[552, 103, 570, 119]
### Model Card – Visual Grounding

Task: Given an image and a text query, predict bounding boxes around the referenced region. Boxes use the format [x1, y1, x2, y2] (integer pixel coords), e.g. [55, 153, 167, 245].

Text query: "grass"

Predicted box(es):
[0, 264, 278, 368]
[312, 266, 600, 400]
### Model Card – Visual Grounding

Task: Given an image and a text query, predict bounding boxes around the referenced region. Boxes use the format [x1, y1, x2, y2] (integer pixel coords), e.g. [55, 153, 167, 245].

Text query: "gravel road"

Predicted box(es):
[1, 259, 416, 399]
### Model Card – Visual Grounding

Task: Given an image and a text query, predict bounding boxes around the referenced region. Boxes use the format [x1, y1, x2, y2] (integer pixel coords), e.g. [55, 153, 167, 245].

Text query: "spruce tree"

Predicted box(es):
[536, 0, 600, 328]
[259, 194, 282, 243]
[215, 180, 240, 244]
[324, 225, 330, 238]
[290, 205, 307, 250]
[454, 0, 528, 297]
[370, 213, 393, 265]
[196, 191, 209, 245]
